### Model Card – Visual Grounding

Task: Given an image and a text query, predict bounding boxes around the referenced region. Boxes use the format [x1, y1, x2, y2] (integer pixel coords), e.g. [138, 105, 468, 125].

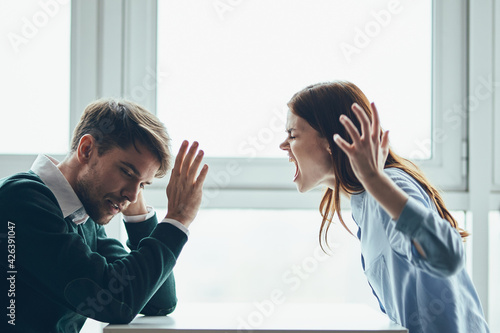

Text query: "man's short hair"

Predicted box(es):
[70, 98, 172, 177]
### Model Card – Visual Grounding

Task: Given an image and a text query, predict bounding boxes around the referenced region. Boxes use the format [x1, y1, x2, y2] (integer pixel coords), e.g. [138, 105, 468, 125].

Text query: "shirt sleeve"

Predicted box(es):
[123, 207, 189, 236]
[394, 196, 465, 277]
[374, 169, 465, 278]
[122, 206, 155, 222]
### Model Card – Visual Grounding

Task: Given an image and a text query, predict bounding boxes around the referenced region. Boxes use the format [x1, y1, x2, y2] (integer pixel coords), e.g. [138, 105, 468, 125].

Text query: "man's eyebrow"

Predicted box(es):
[120, 161, 153, 185]
[286, 128, 295, 133]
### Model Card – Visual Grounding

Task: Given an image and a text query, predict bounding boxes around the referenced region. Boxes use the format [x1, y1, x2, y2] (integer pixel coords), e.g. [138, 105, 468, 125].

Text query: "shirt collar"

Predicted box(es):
[30, 154, 89, 225]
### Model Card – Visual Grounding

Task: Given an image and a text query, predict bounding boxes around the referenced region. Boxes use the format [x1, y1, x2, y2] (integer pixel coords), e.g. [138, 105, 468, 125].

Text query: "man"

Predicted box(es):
[0, 99, 208, 333]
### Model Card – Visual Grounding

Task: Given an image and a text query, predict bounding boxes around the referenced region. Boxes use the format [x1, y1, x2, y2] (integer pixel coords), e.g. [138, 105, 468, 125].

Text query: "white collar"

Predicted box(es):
[30, 155, 89, 225]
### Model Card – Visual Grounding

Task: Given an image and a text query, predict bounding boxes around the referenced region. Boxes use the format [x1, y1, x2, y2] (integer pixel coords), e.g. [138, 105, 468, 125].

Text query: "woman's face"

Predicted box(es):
[279, 110, 335, 192]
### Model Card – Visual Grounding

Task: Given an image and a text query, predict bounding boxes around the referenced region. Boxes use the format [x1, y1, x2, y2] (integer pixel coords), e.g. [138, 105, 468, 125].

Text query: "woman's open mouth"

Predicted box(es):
[289, 156, 299, 181]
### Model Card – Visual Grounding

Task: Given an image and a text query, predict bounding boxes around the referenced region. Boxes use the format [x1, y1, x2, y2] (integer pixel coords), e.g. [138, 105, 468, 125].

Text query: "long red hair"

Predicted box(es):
[288, 81, 469, 251]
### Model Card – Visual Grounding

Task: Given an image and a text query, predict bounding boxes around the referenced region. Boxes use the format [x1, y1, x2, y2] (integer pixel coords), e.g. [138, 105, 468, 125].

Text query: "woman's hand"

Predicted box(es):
[333, 102, 390, 186]
[335, 102, 409, 221]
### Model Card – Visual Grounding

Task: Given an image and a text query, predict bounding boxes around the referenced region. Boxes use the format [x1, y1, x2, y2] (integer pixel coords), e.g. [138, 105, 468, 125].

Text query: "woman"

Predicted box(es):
[279, 81, 489, 333]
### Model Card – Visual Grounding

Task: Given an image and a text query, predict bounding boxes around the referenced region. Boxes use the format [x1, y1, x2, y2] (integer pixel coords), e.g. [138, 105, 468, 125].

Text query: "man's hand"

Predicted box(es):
[165, 140, 208, 227]
[121, 190, 148, 217]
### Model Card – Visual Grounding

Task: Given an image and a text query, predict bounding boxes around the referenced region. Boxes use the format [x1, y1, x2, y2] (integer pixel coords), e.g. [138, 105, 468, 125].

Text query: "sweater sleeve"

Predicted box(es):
[96, 216, 178, 316]
[374, 169, 465, 278]
[0, 176, 187, 324]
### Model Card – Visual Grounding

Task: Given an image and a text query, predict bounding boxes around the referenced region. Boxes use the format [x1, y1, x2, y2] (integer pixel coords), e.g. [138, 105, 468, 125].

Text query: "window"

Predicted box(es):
[3, 0, 490, 325]
[169, 209, 380, 308]
[157, 0, 432, 160]
[149, 208, 466, 308]
[156, 0, 467, 199]
[0, 0, 70, 155]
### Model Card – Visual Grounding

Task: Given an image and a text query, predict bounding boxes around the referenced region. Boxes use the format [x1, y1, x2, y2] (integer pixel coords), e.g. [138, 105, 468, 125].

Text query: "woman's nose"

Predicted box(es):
[279, 139, 289, 151]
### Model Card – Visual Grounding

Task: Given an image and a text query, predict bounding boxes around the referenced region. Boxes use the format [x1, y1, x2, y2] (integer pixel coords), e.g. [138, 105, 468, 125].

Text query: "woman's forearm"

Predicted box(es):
[361, 171, 409, 221]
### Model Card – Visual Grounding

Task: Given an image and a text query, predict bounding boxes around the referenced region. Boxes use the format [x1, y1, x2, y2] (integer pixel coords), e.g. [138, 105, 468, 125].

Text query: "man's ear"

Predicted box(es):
[76, 134, 96, 164]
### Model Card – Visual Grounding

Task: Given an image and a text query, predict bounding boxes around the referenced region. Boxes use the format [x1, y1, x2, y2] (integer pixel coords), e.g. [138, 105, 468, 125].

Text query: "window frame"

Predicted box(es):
[148, 0, 470, 209]
[0, 0, 469, 199]
[493, 0, 500, 194]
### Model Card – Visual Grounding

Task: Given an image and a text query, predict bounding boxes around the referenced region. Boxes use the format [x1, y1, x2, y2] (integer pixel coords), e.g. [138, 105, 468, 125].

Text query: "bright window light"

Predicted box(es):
[0, 0, 70, 155]
[149, 209, 467, 305]
[157, 0, 432, 159]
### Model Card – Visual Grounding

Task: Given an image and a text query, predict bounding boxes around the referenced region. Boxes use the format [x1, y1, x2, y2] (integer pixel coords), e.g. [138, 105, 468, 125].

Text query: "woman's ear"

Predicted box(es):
[76, 134, 96, 164]
[322, 138, 333, 155]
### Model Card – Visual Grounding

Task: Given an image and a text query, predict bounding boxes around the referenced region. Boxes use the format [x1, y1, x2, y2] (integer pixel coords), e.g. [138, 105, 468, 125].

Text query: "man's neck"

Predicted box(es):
[57, 154, 79, 191]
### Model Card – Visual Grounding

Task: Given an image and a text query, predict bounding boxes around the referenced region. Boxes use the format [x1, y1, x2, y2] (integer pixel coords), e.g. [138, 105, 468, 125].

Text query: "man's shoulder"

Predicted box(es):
[1, 170, 39, 182]
[0, 171, 57, 207]
[1, 171, 45, 192]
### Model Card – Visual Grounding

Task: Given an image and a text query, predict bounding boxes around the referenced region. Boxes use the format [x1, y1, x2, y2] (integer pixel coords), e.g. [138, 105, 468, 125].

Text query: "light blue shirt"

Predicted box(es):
[350, 168, 489, 333]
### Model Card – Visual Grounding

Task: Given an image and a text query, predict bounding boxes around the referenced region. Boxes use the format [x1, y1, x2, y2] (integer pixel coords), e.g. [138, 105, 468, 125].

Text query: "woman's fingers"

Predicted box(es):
[370, 102, 382, 144]
[381, 130, 390, 150]
[339, 114, 361, 146]
[351, 103, 371, 139]
[381, 130, 390, 161]
[333, 133, 353, 155]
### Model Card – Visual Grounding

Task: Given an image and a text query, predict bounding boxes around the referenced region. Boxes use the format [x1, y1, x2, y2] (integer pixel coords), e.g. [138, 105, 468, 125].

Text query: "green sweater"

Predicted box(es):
[0, 171, 187, 333]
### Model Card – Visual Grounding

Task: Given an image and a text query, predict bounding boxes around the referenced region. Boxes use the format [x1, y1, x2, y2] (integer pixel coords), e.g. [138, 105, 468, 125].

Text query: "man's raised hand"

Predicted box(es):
[165, 141, 208, 227]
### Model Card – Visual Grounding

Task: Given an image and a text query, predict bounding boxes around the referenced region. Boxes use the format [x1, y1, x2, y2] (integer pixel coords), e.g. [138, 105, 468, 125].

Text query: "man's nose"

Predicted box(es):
[121, 183, 141, 203]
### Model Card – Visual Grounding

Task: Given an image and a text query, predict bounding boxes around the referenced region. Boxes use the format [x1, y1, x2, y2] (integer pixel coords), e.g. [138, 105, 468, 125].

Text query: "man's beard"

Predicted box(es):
[75, 170, 113, 226]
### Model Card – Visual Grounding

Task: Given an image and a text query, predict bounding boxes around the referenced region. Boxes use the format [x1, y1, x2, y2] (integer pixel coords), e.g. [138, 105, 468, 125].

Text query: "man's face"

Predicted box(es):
[75, 142, 160, 225]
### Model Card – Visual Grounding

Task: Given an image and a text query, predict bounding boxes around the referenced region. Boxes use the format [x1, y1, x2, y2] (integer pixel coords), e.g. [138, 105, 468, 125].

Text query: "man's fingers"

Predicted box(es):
[172, 140, 189, 174]
[195, 164, 209, 188]
[187, 149, 205, 181]
[180, 141, 199, 176]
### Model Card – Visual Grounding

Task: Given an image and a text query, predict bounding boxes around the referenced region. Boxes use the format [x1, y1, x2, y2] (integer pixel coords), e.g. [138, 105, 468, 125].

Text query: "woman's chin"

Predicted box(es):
[296, 186, 308, 193]
[294, 179, 312, 193]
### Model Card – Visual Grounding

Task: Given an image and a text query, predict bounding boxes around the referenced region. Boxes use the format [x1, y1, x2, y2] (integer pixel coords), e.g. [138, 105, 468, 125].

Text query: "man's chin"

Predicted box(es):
[91, 214, 114, 226]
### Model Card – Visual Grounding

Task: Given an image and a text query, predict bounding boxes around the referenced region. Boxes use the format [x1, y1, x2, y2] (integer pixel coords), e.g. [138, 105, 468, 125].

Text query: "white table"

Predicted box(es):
[104, 303, 408, 333]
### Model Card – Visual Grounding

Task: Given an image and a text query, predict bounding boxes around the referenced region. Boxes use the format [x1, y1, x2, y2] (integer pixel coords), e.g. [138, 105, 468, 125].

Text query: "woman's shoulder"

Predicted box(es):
[384, 167, 424, 190]
[383, 167, 413, 180]
[383, 167, 434, 207]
